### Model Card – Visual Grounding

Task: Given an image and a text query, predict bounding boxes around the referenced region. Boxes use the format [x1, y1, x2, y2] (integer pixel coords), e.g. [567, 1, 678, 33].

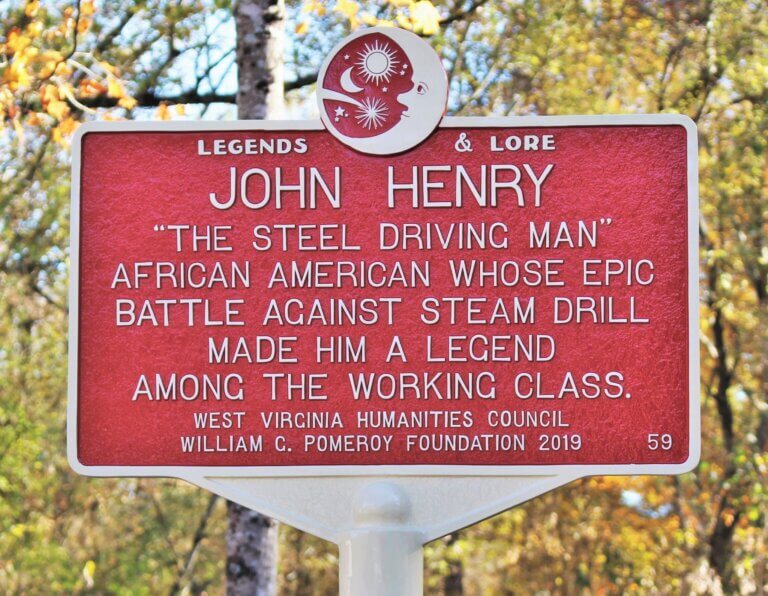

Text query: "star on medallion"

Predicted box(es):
[344, 54, 350, 60]
[355, 97, 389, 129]
[382, 86, 388, 92]
[335, 106, 346, 117]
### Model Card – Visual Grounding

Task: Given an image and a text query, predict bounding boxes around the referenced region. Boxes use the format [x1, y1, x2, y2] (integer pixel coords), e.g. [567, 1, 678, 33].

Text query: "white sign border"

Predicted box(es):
[67, 114, 700, 479]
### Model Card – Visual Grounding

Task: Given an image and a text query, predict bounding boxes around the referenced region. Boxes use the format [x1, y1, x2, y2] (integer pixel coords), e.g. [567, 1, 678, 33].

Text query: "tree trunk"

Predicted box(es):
[708, 491, 739, 591]
[443, 532, 465, 595]
[235, 0, 285, 120]
[227, 501, 279, 595]
[227, 1, 285, 594]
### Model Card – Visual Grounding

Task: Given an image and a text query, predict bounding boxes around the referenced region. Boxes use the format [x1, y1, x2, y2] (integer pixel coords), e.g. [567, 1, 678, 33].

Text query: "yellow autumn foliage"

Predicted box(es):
[410, 1, 441, 35]
[0, 1, 135, 143]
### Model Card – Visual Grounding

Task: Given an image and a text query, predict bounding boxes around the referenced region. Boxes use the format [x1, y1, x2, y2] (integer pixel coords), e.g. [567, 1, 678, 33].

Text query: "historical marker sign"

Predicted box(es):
[69, 113, 699, 475]
[68, 26, 699, 594]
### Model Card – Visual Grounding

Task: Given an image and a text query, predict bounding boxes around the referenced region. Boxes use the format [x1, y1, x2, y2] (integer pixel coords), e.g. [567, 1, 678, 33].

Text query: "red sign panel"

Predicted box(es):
[68, 117, 698, 475]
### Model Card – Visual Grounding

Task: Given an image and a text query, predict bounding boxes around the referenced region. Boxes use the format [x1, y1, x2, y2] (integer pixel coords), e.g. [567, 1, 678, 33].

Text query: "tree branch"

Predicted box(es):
[30, 281, 67, 313]
[286, 71, 318, 92]
[94, 8, 137, 54]
[0, 132, 52, 213]
[440, 0, 491, 27]
[76, 89, 235, 108]
[167, 494, 220, 596]
[68, 71, 318, 111]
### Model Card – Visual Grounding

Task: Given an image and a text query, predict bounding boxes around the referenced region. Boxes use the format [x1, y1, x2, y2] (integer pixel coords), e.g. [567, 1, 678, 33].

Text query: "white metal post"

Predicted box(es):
[339, 482, 424, 596]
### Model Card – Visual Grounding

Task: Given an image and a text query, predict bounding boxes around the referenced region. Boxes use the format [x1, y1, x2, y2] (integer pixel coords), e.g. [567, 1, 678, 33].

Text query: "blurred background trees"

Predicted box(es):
[1, 0, 767, 593]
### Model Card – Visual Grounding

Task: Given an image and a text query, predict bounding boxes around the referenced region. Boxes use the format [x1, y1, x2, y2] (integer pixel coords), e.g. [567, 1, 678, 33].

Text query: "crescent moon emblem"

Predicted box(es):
[340, 67, 364, 94]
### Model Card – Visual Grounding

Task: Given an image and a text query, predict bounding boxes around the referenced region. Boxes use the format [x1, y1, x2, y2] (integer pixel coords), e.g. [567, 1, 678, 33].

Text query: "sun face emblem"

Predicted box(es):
[356, 41, 399, 86]
[355, 96, 389, 129]
[317, 26, 448, 153]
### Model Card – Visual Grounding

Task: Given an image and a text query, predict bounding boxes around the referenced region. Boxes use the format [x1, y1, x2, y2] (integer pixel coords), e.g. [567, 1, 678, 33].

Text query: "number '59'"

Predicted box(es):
[648, 433, 673, 450]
